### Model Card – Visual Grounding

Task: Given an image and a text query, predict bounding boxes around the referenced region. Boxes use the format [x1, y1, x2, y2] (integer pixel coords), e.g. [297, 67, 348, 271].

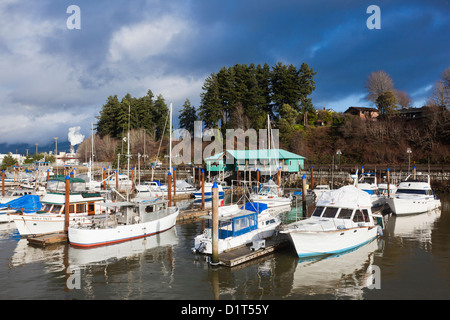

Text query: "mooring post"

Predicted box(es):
[201, 169, 205, 210]
[173, 167, 177, 198]
[256, 168, 260, 192]
[64, 175, 70, 233]
[2, 170, 5, 197]
[168, 171, 172, 207]
[310, 166, 314, 190]
[211, 181, 219, 265]
[302, 174, 307, 214]
[387, 168, 390, 197]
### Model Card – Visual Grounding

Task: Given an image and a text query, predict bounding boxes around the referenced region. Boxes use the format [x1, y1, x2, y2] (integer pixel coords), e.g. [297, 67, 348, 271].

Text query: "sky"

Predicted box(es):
[0, 0, 448, 148]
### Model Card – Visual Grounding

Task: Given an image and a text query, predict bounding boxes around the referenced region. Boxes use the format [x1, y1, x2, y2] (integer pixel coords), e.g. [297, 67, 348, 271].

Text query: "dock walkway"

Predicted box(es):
[218, 234, 289, 267]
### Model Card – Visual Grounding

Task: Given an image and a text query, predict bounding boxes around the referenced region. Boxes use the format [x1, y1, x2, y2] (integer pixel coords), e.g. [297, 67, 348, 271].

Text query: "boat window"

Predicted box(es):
[362, 209, 370, 222]
[76, 203, 86, 213]
[42, 204, 52, 212]
[322, 207, 339, 218]
[266, 219, 276, 225]
[69, 204, 75, 214]
[337, 208, 353, 219]
[51, 205, 62, 213]
[396, 189, 426, 195]
[145, 205, 154, 213]
[312, 206, 325, 217]
[353, 210, 365, 223]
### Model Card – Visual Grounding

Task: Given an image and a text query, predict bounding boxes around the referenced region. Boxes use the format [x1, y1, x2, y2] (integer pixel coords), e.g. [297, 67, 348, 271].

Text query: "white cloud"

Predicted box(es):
[108, 15, 192, 62]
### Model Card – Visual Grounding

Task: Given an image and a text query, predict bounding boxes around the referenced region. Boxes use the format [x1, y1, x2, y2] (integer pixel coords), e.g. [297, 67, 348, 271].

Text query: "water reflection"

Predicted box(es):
[289, 239, 381, 299]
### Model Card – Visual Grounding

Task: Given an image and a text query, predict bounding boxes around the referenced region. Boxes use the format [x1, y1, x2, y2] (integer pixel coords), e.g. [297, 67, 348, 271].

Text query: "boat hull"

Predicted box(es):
[69, 208, 179, 248]
[386, 197, 441, 215]
[193, 223, 279, 255]
[12, 213, 98, 236]
[286, 226, 378, 258]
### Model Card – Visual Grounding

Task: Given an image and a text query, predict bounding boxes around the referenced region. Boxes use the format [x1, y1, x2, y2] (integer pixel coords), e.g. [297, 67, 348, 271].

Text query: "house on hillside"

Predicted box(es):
[205, 149, 306, 175]
[344, 107, 379, 120]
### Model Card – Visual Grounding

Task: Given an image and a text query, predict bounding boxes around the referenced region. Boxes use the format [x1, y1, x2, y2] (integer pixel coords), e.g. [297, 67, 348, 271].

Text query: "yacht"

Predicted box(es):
[386, 174, 441, 215]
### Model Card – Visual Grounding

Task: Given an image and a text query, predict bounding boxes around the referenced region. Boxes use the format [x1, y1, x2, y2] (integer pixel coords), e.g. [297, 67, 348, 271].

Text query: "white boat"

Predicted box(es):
[356, 173, 384, 209]
[68, 198, 179, 248]
[0, 194, 42, 223]
[12, 176, 109, 236]
[0, 188, 37, 204]
[194, 182, 225, 200]
[385, 174, 441, 216]
[312, 185, 331, 201]
[249, 179, 291, 213]
[377, 182, 397, 197]
[281, 185, 382, 258]
[107, 173, 133, 191]
[192, 202, 281, 255]
[135, 181, 167, 197]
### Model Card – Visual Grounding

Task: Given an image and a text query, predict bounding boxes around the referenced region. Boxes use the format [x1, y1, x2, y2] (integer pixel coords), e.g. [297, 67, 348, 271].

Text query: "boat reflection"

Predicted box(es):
[384, 208, 441, 245]
[290, 239, 381, 299]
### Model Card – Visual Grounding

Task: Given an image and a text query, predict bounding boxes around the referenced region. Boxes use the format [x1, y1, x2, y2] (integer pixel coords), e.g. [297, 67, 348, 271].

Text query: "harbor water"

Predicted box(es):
[0, 194, 449, 301]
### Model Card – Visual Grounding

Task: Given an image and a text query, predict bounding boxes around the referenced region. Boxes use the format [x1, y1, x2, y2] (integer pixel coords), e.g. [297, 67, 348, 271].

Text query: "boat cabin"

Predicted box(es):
[47, 176, 87, 193]
[112, 199, 170, 225]
[311, 206, 371, 224]
[41, 176, 105, 216]
[203, 210, 259, 239]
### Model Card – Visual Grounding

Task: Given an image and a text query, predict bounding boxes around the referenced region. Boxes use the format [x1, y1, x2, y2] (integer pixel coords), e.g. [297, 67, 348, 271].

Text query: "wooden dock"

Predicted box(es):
[27, 232, 68, 247]
[218, 235, 289, 267]
[177, 207, 210, 222]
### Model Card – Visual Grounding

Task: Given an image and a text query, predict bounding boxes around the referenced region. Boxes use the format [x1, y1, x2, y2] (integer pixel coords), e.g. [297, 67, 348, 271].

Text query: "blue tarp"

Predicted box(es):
[241, 202, 268, 214]
[0, 195, 42, 213]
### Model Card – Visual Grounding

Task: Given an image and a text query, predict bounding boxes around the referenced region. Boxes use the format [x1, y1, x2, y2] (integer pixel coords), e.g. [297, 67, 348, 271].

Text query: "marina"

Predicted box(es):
[0, 184, 448, 300]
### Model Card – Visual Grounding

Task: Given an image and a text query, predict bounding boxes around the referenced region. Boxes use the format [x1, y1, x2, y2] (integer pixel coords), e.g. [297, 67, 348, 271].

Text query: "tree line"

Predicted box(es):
[84, 63, 449, 167]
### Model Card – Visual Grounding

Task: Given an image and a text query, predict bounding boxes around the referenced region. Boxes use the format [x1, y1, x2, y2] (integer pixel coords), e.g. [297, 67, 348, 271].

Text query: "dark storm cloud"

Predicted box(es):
[0, 0, 448, 145]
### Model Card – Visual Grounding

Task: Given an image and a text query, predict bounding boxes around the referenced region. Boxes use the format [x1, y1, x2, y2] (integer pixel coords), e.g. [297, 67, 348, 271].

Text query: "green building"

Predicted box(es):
[205, 149, 305, 175]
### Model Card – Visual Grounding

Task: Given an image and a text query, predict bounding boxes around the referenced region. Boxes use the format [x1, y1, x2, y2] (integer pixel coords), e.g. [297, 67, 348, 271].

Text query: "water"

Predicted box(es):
[0, 194, 449, 301]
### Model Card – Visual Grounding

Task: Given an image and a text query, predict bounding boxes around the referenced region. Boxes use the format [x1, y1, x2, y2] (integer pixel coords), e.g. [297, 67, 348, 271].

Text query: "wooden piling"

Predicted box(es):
[173, 167, 177, 198]
[201, 169, 205, 210]
[211, 182, 219, 265]
[302, 174, 307, 213]
[168, 171, 172, 207]
[387, 168, 390, 197]
[64, 175, 70, 233]
[1, 170, 4, 197]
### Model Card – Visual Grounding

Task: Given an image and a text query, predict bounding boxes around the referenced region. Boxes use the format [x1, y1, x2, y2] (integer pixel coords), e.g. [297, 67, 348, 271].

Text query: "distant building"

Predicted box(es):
[398, 105, 447, 120]
[205, 149, 306, 175]
[344, 107, 379, 120]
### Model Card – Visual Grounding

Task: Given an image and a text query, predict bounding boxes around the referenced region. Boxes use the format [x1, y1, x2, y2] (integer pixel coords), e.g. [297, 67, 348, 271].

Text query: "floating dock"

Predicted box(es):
[218, 234, 289, 267]
[177, 207, 210, 222]
[27, 232, 68, 247]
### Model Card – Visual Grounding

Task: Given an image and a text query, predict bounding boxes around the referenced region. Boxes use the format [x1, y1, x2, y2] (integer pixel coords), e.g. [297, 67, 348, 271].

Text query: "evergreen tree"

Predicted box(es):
[96, 95, 122, 138]
[179, 99, 197, 134]
[199, 73, 222, 128]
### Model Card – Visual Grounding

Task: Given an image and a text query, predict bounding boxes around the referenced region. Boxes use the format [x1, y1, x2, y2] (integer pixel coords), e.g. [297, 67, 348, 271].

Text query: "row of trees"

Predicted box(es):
[365, 67, 450, 116]
[84, 63, 448, 167]
[96, 90, 169, 141]
[194, 62, 316, 130]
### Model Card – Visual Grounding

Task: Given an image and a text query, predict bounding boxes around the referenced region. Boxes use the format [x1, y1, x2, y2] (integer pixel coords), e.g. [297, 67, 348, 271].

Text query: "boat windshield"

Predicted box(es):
[312, 206, 325, 217]
[322, 207, 339, 218]
[337, 208, 353, 219]
[259, 186, 277, 196]
[397, 189, 427, 195]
